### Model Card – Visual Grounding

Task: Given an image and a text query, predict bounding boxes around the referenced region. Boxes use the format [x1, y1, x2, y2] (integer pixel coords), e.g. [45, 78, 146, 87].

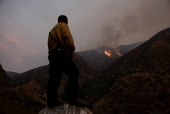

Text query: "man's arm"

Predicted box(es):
[60, 23, 75, 59]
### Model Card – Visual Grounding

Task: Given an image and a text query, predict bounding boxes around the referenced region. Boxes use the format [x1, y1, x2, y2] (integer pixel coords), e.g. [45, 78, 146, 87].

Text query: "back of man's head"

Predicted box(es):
[58, 15, 68, 24]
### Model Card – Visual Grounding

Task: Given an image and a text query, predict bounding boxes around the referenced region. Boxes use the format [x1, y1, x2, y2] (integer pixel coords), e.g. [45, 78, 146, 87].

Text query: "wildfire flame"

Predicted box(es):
[105, 51, 111, 57]
[117, 52, 122, 56]
[116, 49, 122, 56]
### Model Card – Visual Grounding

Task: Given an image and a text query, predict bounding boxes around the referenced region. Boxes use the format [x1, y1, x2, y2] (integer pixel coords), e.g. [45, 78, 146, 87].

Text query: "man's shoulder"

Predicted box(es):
[54, 22, 68, 29]
[51, 23, 61, 32]
[60, 23, 69, 31]
[50, 22, 69, 33]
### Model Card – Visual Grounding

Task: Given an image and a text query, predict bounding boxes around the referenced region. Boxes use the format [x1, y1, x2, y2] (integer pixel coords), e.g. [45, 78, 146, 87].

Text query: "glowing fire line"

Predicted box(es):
[117, 52, 122, 56]
[105, 51, 111, 57]
[116, 49, 122, 56]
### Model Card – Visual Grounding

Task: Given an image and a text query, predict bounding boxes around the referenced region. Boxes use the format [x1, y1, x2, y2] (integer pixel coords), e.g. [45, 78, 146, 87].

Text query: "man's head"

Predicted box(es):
[58, 15, 68, 24]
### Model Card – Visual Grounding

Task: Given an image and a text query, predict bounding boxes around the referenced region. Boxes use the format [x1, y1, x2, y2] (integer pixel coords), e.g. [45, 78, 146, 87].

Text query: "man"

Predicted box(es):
[47, 15, 85, 109]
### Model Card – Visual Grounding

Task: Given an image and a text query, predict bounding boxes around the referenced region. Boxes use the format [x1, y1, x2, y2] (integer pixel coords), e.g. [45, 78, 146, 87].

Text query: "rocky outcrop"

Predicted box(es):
[0, 64, 13, 88]
[39, 104, 93, 114]
[17, 79, 47, 105]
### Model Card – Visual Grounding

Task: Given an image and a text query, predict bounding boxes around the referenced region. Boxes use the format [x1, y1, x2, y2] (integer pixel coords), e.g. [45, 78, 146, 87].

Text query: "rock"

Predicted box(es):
[39, 104, 93, 114]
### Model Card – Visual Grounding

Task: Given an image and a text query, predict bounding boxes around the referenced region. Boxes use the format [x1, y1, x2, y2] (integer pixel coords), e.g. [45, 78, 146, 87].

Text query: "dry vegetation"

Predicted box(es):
[92, 73, 170, 114]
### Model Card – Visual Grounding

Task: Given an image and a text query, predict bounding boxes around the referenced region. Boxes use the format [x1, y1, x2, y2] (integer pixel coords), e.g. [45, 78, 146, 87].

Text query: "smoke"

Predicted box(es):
[102, 25, 122, 47]
[0, 0, 4, 4]
[99, 0, 170, 48]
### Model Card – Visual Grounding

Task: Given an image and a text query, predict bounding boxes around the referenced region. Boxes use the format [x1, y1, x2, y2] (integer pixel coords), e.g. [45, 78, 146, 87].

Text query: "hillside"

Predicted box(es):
[0, 65, 13, 88]
[118, 41, 145, 55]
[6, 71, 19, 78]
[0, 64, 45, 114]
[17, 79, 47, 106]
[11, 65, 49, 86]
[78, 41, 145, 71]
[92, 28, 170, 114]
[78, 50, 118, 71]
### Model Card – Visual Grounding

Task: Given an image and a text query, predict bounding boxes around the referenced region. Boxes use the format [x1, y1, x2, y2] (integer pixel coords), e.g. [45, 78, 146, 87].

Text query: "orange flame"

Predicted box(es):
[105, 51, 111, 57]
[117, 52, 122, 56]
[116, 49, 122, 56]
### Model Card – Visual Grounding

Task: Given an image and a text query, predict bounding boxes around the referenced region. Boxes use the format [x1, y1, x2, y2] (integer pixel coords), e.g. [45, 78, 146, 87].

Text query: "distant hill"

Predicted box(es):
[77, 49, 119, 71]
[12, 53, 101, 85]
[118, 41, 145, 55]
[92, 28, 170, 113]
[11, 65, 49, 86]
[78, 41, 145, 71]
[6, 71, 18, 78]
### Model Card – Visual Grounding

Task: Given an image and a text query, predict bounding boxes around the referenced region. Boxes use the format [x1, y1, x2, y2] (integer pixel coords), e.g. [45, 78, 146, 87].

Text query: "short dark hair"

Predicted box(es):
[58, 15, 67, 23]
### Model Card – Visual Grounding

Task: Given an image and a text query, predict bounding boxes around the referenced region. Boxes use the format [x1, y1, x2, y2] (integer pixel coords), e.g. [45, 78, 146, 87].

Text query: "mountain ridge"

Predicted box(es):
[6, 71, 19, 78]
[92, 27, 170, 113]
[0, 64, 13, 88]
[78, 41, 145, 71]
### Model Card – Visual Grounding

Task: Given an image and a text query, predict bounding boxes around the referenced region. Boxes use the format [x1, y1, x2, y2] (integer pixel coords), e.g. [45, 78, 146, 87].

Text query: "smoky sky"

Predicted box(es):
[0, 0, 170, 72]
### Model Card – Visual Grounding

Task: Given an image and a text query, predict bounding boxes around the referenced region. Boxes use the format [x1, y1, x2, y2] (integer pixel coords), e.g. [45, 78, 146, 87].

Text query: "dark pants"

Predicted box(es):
[47, 50, 79, 107]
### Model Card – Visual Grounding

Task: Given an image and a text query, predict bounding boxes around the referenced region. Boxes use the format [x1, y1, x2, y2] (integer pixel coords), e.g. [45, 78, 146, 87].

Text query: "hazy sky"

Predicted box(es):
[0, 0, 170, 73]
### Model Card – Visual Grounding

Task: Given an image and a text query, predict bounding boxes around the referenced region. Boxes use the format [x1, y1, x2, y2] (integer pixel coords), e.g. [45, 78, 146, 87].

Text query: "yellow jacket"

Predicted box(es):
[48, 22, 75, 55]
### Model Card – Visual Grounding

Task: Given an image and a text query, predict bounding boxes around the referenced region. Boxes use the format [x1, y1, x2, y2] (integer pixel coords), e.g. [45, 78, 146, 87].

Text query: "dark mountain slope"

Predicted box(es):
[105, 27, 170, 76]
[0, 64, 45, 114]
[78, 47, 120, 71]
[17, 79, 47, 106]
[119, 41, 145, 55]
[92, 28, 170, 113]
[6, 71, 19, 78]
[77, 50, 118, 71]
[78, 41, 145, 71]
[0, 64, 13, 88]
[12, 65, 49, 86]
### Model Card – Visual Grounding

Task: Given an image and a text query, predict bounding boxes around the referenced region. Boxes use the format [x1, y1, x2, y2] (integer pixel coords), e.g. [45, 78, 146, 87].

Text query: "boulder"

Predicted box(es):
[39, 104, 93, 114]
